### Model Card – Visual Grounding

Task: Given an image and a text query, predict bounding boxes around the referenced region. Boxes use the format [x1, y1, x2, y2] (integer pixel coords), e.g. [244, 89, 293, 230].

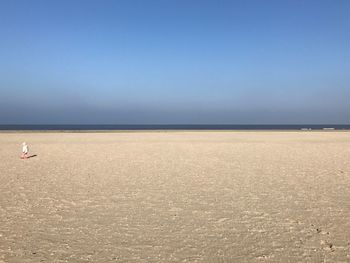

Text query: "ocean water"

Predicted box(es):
[0, 124, 349, 131]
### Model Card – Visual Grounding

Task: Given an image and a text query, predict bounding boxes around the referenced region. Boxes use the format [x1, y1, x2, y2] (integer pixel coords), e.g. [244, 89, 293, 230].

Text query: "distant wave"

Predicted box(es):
[1, 124, 350, 131]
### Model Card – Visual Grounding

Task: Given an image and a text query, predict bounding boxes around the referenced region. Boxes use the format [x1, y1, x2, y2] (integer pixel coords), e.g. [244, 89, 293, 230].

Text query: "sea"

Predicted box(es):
[0, 125, 350, 131]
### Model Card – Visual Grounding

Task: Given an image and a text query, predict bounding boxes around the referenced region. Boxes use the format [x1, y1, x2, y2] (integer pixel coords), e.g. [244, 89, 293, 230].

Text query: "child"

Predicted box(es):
[21, 142, 29, 159]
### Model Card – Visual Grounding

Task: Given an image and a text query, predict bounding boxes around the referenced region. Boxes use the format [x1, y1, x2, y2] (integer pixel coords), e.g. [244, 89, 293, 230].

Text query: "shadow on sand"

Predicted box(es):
[27, 155, 37, 159]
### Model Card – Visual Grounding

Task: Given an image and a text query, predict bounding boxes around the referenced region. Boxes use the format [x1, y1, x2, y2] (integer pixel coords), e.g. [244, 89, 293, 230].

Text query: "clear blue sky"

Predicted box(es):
[0, 0, 349, 124]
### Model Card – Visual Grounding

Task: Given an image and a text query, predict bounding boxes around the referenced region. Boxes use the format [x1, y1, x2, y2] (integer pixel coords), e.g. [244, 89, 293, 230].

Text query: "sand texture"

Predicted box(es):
[0, 131, 349, 262]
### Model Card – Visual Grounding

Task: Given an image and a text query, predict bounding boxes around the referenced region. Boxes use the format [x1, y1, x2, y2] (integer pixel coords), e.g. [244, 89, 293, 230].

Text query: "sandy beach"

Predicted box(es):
[0, 131, 349, 262]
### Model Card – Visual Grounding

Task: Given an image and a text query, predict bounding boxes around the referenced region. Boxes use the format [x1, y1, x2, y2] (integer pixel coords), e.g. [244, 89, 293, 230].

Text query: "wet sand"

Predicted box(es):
[0, 131, 349, 262]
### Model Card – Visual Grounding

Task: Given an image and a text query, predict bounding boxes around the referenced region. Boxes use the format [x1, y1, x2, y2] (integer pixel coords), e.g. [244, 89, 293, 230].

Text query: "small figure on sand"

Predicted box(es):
[21, 142, 29, 159]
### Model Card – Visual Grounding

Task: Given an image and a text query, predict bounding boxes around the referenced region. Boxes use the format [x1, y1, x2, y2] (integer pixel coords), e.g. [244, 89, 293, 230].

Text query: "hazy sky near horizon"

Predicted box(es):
[0, 0, 349, 124]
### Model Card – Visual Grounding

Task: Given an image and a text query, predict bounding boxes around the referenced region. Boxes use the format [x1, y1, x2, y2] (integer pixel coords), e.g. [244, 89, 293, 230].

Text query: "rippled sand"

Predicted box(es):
[0, 131, 349, 262]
